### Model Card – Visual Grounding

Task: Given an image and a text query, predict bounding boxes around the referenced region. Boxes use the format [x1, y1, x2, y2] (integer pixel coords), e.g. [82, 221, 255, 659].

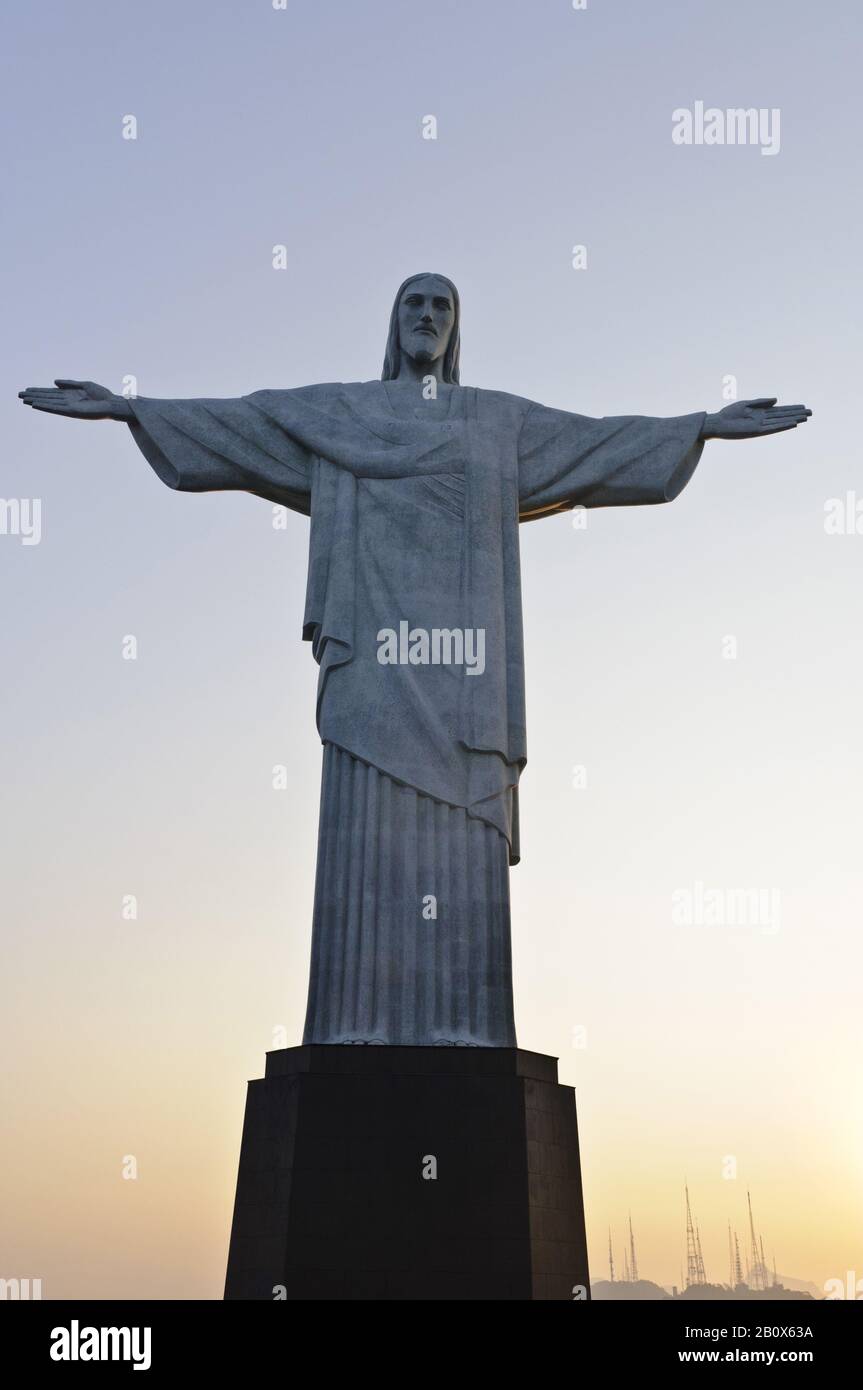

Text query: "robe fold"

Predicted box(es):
[127, 381, 704, 1044]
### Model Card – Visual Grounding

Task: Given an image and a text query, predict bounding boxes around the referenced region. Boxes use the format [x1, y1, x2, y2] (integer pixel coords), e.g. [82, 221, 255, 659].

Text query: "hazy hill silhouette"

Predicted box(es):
[592, 1279, 814, 1302]
[591, 1279, 671, 1301]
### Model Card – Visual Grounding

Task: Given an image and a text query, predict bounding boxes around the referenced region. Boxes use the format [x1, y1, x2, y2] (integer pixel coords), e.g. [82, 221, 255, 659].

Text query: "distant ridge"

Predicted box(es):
[591, 1279, 671, 1301]
[591, 1278, 814, 1302]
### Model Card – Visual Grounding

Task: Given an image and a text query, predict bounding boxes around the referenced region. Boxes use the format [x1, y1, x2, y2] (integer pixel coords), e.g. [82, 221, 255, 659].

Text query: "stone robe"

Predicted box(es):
[127, 381, 704, 1044]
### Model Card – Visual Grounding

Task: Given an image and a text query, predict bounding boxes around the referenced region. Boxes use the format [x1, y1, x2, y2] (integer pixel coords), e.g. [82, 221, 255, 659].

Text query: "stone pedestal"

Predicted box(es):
[224, 1045, 590, 1301]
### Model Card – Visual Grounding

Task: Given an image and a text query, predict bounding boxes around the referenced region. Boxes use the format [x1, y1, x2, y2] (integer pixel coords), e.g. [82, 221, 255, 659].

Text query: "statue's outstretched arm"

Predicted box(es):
[516, 394, 813, 521]
[19, 380, 313, 513]
[517, 401, 707, 517]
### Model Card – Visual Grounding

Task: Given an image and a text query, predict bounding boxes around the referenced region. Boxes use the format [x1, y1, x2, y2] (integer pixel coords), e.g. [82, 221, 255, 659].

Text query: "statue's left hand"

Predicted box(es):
[18, 379, 133, 420]
[702, 398, 812, 440]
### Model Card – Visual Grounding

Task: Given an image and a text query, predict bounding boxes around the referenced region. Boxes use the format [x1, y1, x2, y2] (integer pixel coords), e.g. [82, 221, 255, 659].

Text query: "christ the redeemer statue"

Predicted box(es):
[20, 273, 811, 1048]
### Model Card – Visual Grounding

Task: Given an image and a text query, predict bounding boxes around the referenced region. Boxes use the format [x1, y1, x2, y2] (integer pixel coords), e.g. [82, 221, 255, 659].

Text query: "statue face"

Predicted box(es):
[397, 276, 455, 370]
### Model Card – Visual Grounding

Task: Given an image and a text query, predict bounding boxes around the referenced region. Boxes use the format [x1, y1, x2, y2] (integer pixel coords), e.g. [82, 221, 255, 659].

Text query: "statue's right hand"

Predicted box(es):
[18, 379, 132, 420]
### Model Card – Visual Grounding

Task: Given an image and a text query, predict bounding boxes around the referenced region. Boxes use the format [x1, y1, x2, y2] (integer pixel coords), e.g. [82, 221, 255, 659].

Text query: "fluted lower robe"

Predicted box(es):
[126, 380, 705, 1046]
[304, 744, 514, 1046]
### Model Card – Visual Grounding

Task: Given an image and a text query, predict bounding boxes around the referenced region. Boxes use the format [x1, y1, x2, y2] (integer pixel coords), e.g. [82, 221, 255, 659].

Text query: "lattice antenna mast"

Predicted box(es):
[733, 1231, 744, 1287]
[747, 1190, 763, 1292]
[695, 1222, 707, 1285]
[684, 1184, 701, 1288]
[608, 1228, 615, 1283]
[628, 1212, 639, 1284]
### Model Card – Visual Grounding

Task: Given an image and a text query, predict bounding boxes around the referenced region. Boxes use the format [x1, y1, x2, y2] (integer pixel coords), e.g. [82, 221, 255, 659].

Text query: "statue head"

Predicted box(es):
[382, 273, 460, 383]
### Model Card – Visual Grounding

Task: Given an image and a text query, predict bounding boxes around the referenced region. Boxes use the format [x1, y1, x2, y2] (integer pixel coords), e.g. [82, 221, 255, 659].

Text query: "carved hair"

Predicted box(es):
[381, 273, 461, 384]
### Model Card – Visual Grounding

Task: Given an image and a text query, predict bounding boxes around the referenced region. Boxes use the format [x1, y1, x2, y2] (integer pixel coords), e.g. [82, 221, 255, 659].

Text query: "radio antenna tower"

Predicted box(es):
[628, 1212, 639, 1284]
[695, 1222, 708, 1285]
[684, 1184, 703, 1288]
[747, 1190, 764, 1292]
[734, 1230, 744, 1287]
[608, 1229, 615, 1283]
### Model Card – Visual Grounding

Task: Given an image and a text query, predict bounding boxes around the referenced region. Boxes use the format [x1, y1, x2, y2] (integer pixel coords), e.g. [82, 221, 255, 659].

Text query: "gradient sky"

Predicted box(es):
[2, 0, 861, 1298]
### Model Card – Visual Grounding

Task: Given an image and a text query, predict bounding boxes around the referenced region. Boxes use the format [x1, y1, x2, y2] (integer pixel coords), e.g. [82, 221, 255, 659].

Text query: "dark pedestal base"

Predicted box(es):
[224, 1045, 590, 1301]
